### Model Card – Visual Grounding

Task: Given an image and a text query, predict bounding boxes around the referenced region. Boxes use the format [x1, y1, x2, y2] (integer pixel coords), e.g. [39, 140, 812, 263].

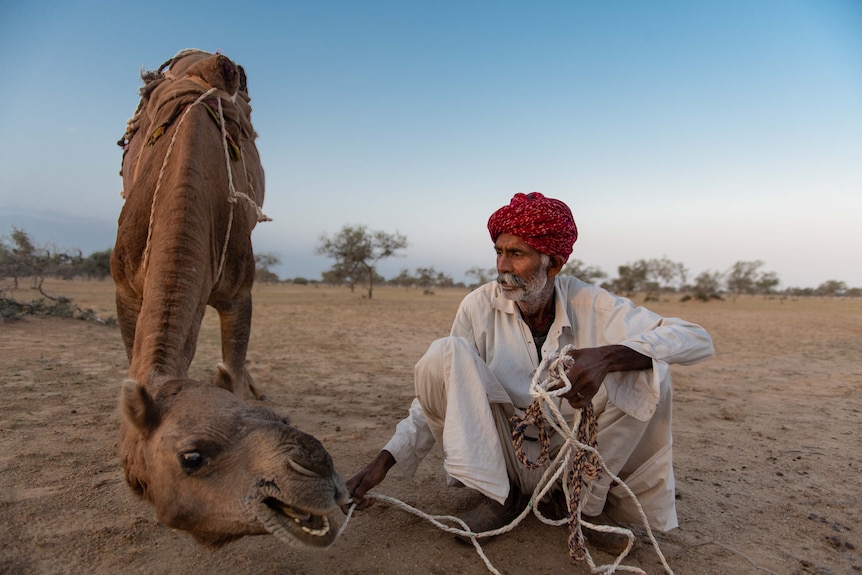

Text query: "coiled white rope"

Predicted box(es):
[338, 345, 675, 575]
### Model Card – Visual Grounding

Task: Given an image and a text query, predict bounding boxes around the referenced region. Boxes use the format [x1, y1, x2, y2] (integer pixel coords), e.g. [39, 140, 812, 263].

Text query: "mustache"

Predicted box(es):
[497, 272, 528, 288]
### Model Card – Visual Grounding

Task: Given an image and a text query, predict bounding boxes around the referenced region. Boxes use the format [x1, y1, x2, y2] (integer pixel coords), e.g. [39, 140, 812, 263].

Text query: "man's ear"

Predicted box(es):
[548, 255, 565, 278]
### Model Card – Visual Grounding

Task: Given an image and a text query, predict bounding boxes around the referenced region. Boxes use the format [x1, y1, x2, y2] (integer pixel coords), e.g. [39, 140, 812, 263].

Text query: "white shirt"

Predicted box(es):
[452, 276, 714, 419]
[385, 276, 714, 475]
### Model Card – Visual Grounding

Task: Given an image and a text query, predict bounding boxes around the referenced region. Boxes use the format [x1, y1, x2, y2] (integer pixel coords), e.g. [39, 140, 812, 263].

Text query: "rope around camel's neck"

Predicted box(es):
[139, 85, 270, 283]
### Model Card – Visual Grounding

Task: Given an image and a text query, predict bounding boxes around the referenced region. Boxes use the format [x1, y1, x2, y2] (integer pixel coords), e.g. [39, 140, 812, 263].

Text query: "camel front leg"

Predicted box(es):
[212, 291, 264, 400]
[115, 284, 143, 362]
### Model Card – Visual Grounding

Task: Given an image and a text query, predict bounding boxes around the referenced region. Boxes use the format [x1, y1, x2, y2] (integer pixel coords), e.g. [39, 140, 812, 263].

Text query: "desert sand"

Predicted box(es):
[1, 279, 860, 575]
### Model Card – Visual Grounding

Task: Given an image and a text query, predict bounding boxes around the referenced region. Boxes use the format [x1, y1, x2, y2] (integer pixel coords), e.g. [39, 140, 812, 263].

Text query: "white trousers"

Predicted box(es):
[414, 336, 678, 530]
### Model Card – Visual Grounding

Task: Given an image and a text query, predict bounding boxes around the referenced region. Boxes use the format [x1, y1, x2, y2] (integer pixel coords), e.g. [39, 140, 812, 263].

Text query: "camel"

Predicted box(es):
[111, 49, 347, 548]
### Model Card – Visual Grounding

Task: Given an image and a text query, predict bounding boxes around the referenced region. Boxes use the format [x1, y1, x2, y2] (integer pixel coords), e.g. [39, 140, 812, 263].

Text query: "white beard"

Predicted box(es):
[498, 266, 549, 308]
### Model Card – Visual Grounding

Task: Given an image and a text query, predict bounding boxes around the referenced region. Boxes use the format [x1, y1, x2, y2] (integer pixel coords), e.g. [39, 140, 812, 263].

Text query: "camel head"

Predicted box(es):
[119, 375, 348, 549]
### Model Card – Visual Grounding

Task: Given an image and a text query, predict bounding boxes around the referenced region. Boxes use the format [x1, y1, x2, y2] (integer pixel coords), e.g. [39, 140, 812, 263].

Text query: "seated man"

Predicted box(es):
[346, 192, 714, 552]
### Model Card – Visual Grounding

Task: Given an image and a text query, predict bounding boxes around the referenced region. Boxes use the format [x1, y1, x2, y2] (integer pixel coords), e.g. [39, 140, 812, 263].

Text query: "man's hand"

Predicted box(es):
[560, 345, 652, 408]
[342, 450, 396, 513]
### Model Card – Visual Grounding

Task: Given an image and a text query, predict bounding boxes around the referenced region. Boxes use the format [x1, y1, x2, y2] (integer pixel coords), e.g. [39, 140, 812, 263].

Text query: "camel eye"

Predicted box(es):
[179, 451, 205, 472]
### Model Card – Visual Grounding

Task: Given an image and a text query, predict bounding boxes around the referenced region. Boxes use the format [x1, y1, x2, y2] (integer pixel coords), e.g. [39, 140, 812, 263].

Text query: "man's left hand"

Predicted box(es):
[559, 345, 652, 408]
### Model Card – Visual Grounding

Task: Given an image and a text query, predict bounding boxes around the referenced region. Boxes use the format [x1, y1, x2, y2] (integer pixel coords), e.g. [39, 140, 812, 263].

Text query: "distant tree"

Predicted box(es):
[1, 230, 113, 285]
[320, 268, 341, 287]
[816, 280, 847, 297]
[465, 266, 496, 288]
[4, 227, 67, 289]
[785, 286, 816, 297]
[649, 256, 688, 292]
[77, 249, 113, 280]
[4, 227, 39, 287]
[51, 249, 84, 280]
[755, 271, 780, 296]
[414, 267, 438, 289]
[725, 260, 762, 298]
[321, 260, 364, 291]
[0, 239, 14, 288]
[405, 267, 454, 290]
[725, 260, 779, 299]
[254, 252, 281, 283]
[435, 271, 455, 288]
[602, 257, 688, 299]
[689, 270, 724, 302]
[607, 260, 651, 296]
[316, 225, 407, 299]
[388, 269, 417, 288]
[558, 259, 608, 285]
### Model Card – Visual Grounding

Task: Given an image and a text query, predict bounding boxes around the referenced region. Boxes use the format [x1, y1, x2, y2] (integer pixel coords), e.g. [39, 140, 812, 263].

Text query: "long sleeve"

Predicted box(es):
[619, 317, 714, 366]
[382, 398, 437, 479]
[558, 278, 715, 420]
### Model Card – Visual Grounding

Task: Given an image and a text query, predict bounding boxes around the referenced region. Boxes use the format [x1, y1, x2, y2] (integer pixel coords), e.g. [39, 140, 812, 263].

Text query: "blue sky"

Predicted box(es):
[1, 0, 860, 288]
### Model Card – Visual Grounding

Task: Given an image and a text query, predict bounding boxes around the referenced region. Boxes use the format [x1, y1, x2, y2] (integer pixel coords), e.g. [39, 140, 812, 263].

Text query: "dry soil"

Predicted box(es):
[1, 279, 860, 575]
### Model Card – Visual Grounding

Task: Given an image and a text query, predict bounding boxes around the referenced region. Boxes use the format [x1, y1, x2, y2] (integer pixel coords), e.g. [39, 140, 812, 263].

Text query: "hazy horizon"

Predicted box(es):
[1, 208, 855, 290]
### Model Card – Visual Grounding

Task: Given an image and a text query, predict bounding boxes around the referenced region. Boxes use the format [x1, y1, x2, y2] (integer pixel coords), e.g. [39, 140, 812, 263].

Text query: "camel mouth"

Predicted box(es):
[256, 497, 338, 548]
[264, 498, 331, 536]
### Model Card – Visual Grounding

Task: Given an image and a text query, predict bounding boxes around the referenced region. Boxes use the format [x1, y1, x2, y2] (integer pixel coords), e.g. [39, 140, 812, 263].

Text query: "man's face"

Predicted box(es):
[495, 234, 552, 305]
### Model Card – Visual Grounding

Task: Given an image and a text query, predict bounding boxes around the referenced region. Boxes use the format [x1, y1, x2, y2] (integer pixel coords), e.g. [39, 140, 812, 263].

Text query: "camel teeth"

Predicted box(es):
[301, 515, 330, 536]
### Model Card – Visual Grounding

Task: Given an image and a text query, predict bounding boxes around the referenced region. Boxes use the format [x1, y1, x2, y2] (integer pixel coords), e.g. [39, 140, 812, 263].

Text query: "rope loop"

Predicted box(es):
[511, 400, 551, 469]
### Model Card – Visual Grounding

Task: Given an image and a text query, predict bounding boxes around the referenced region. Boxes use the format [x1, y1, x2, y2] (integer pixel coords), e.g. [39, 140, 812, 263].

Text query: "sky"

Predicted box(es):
[1, 0, 860, 289]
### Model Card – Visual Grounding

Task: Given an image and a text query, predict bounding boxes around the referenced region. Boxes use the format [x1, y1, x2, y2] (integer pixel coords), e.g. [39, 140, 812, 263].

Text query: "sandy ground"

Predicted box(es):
[1, 279, 860, 575]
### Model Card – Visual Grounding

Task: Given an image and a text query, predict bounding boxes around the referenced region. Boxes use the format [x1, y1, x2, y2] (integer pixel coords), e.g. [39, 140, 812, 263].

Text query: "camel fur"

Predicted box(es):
[111, 49, 347, 548]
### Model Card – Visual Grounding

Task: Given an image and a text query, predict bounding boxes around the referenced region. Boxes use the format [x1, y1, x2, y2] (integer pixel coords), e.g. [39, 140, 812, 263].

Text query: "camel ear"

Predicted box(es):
[121, 379, 161, 434]
[213, 363, 234, 393]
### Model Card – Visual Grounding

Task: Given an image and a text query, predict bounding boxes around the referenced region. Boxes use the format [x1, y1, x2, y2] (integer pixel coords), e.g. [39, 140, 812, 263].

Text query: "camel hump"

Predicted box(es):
[154, 49, 243, 97]
[183, 53, 241, 95]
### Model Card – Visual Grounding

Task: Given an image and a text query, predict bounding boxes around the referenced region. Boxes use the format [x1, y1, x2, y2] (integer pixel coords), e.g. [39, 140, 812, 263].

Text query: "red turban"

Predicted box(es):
[487, 192, 578, 261]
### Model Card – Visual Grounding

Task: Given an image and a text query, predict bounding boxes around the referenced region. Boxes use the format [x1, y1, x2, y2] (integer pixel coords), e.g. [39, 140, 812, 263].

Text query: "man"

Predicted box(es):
[346, 192, 714, 552]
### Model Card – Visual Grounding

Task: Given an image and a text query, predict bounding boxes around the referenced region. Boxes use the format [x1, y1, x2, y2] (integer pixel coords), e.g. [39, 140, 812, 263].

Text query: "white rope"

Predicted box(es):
[338, 345, 675, 575]
[522, 346, 674, 574]
[213, 94, 271, 282]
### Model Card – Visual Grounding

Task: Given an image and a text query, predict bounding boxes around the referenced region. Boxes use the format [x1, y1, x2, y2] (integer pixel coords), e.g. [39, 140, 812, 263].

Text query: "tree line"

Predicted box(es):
[311, 225, 861, 300]
[0, 228, 112, 289]
[3, 226, 860, 301]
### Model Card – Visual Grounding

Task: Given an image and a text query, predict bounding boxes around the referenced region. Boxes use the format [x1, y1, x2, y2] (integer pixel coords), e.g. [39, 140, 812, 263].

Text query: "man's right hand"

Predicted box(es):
[343, 450, 396, 512]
